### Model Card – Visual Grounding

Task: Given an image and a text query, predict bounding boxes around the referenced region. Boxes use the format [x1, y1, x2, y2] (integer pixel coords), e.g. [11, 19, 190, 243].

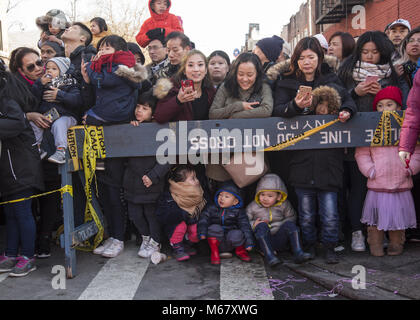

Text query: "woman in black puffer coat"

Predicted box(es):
[269, 37, 356, 264]
[0, 67, 44, 277]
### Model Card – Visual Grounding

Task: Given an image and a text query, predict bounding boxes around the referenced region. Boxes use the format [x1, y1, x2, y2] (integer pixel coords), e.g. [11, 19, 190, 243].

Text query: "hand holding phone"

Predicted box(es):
[365, 75, 379, 85]
[297, 85, 312, 100]
[181, 80, 194, 93]
[178, 80, 196, 103]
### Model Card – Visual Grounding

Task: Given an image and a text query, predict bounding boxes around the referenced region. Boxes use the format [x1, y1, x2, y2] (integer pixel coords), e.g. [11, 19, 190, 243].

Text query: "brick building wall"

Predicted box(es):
[323, 0, 420, 42]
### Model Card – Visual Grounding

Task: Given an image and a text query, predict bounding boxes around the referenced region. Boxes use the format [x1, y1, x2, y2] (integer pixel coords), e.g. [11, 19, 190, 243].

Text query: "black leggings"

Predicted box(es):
[127, 203, 161, 243]
[340, 160, 367, 233]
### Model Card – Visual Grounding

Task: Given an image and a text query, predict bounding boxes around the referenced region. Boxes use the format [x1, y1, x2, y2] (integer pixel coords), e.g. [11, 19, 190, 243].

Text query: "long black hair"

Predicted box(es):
[338, 31, 398, 84]
[224, 52, 263, 99]
[0, 64, 38, 113]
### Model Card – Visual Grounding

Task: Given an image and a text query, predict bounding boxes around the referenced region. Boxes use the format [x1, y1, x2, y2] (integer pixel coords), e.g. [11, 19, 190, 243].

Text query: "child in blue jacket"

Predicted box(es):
[82, 35, 148, 126]
[198, 181, 254, 265]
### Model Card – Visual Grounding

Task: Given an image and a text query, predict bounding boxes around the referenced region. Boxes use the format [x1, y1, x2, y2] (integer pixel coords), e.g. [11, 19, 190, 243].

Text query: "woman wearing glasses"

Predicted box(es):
[9, 47, 51, 130]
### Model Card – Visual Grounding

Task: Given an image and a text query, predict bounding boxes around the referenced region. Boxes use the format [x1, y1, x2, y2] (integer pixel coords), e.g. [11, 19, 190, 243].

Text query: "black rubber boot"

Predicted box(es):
[289, 230, 311, 264]
[257, 234, 282, 267]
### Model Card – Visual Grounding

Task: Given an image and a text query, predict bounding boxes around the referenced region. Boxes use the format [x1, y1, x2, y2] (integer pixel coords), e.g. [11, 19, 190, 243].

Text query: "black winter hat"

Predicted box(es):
[256, 35, 285, 63]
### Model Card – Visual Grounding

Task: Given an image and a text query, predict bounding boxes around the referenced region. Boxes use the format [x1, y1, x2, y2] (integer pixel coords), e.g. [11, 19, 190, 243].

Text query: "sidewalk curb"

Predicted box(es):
[283, 262, 411, 300]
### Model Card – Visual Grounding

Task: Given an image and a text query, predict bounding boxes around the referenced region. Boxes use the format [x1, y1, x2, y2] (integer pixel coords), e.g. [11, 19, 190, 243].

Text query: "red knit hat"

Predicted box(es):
[372, 86, 403, 111]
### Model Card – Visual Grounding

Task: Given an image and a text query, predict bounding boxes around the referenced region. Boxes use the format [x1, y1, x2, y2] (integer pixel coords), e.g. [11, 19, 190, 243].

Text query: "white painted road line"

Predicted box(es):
[78, 247, 150, 300]
[220, 254, 274, 300]
[0, 273, 9, 284]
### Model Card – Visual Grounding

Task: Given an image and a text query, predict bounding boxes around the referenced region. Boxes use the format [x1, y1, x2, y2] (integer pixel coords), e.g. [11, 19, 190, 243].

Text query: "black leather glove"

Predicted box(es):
[146, 28, 166, 40]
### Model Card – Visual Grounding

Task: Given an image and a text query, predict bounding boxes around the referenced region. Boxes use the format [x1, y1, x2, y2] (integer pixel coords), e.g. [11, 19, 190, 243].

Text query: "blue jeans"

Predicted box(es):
[3, 189, 36, 258]
[295, 188, 339, 245]
[254, 221, 298, 251]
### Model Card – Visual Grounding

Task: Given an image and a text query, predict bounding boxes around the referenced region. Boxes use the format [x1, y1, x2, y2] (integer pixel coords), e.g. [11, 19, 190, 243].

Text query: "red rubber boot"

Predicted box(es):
[207, 238, 221, 265]
[235, 245, 251, 262]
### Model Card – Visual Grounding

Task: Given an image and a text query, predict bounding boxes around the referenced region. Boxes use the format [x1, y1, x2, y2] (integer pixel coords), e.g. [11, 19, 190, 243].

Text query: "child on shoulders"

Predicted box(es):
[136, 0, 184, 48]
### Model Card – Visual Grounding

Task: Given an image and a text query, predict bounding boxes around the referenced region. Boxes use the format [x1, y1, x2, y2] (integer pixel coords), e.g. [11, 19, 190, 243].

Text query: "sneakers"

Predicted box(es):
[102, 239, 124, 258]
[138, 237, 160, 259]
[48, 148, 66, 164]
[171, 242, 190, 262]
[183, 240, 197, 256]
[93, 237, 115, 255]
[0, 255, 17, 273]
[351, 230, 366, 252]
[9, 256, 36, 277]
[138, 236, 150, 258]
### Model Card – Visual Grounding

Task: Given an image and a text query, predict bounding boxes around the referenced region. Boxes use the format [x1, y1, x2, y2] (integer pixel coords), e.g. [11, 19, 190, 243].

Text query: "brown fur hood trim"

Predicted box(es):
[310, 85, 342, 115]
[153, 78, 174, 100]
[36, 10, 70, 30]
[114, 64, 148, 83]
[266, 55, 341, 81]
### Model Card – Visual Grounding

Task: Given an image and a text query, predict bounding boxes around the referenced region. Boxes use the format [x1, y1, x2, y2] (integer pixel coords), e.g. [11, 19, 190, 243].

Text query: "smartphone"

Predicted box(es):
[43, 108, 60, 123]
[297, 85, 312, 99]
[365, 75, 379, 84]
[81, 52, 89, 63]
[181, 79, 194, 91]
[247, 93, 263, 108]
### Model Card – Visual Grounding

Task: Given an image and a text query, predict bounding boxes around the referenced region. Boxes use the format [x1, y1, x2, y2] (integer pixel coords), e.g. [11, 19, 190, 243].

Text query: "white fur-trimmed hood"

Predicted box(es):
[153, 78, 174, 100]
[114, 64, 148, 83]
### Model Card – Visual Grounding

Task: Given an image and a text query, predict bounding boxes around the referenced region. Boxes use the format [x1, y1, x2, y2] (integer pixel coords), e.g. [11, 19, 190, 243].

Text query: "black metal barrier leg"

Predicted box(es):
[60, 155, 76, 279]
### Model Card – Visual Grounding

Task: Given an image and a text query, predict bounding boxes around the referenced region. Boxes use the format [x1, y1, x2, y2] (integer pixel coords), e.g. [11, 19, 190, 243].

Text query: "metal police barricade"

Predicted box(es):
[61, 111, 410, 278]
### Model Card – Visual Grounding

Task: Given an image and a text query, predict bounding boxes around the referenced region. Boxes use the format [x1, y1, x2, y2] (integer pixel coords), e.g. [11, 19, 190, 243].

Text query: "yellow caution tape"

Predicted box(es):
[372, 111, 405, 147]
[78, 125, 105, 251]
[0, 185, 73, 206]
[264, 119, 340, 152]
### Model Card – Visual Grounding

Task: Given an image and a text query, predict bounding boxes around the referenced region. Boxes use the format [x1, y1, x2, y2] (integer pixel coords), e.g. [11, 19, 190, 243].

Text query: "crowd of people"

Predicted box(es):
[0, 0, 420, 279]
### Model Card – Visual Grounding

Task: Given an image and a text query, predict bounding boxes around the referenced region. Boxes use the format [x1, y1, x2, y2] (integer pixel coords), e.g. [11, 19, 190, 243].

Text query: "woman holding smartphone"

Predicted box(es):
[269, 37, 356, 264]
[154, 49, 216, 123]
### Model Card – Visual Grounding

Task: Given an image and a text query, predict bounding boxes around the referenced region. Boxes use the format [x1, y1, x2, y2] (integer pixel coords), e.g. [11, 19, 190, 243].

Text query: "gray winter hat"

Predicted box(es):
[47, 57, 71, 76]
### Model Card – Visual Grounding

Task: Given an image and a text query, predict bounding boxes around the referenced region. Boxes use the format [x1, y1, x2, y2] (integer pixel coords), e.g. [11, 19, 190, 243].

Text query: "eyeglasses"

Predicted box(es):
[25, 60, 43, 72]
[147, 46, 165, 52]
[408, 38, 420, 44]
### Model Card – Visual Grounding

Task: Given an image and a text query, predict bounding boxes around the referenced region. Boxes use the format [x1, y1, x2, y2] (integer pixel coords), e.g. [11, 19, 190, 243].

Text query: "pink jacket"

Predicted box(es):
[399, 71, 420, 154]
[355, 146, 420, 192]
